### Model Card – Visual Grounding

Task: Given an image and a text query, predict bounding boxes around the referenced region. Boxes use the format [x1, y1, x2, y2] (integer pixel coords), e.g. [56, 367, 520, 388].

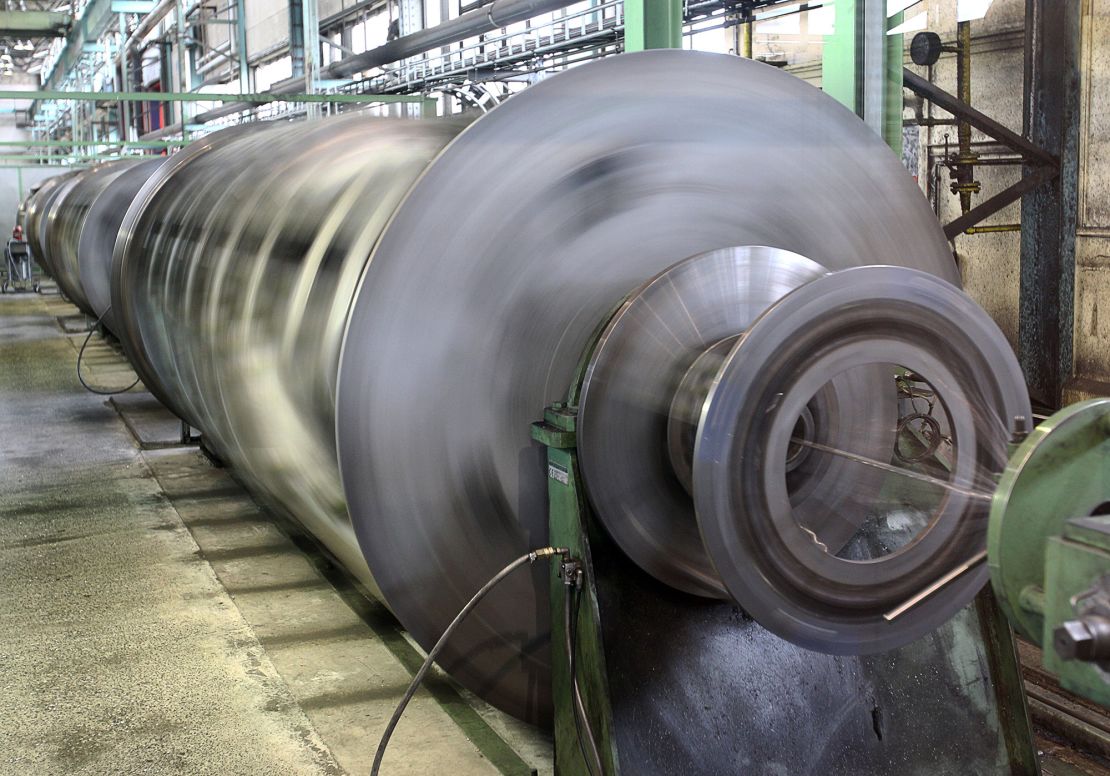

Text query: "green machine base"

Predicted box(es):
[533, 401, 1040, 776]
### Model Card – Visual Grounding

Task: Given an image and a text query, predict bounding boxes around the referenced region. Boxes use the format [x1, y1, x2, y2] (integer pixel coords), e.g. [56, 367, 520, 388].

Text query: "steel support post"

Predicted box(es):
[823, 0, 902, 153]
[235, 0, 249, 89]
[1019, 0, 1081, 409]
[290, 0, 305, 77]
[175, 0, 192, 131]
[397, 0, 423, 117]
[303, 0, 320, 116]
[159, 37, 174, 125]
[623, 0, 681, 52]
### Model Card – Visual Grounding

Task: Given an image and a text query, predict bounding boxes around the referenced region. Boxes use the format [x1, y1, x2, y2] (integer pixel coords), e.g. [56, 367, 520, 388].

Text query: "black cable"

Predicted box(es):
[370, 546, 567, 776]
[77, 306, 142, 396]
[565, 569, 605, 776]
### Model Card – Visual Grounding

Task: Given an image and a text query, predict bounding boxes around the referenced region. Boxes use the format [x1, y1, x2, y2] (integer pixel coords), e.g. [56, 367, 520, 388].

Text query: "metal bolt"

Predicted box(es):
[1054, 616, 1110, 662]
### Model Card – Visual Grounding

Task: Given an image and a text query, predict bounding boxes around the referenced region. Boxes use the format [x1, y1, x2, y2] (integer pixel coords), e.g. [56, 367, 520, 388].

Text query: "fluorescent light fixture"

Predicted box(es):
[753, 2, 816, 22]
[887, 0, 921, 16]
[957, 0, 993, 21]
[888, 10, 927, 34]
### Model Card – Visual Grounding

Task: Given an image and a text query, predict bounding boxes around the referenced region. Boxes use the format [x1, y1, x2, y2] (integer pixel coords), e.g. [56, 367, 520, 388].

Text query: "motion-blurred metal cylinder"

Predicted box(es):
[78, 159, 164, 333]
[94, 50, 986, 727]
[22, 170, 79, 279]
[46, 160, 144, 317]
[112, 117, 461, 606]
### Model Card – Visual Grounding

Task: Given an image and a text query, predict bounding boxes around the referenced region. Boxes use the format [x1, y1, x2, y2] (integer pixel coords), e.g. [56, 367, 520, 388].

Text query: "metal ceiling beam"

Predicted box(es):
[0, 138, 184, 147]
[0, 10, 69, 36]
[164, 0, 584, 129]
[0, 88, 434, 106]
[323, 0, 584, 79]
[0, 153, 128, 161]
[40, 0, 116, 93]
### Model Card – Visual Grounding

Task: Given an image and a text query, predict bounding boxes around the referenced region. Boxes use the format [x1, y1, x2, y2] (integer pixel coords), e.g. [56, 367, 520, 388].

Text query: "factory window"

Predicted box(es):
[364, 11, 390, 49]
[350, 19, 368, 53]
[426, 0, 441, 28]
[255, 55, 293, 92]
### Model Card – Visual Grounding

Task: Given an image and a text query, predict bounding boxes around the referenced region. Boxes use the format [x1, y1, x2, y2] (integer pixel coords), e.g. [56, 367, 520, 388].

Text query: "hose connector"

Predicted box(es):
[529, 546, 570, 562]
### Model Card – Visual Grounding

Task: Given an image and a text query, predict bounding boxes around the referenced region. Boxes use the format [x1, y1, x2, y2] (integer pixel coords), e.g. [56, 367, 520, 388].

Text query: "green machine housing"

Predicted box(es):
[990, 398, 1110, 709]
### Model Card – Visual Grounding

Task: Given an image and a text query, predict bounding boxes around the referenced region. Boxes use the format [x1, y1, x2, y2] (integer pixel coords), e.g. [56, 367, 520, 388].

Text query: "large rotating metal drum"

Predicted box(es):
[23, 171, 79, 279]
[78, 159, 165, 333]
[97, 50, 1026, 728]
[113, 117, 462, 600]
[46, 160, 145, 317]
[337, 51, 976, 725]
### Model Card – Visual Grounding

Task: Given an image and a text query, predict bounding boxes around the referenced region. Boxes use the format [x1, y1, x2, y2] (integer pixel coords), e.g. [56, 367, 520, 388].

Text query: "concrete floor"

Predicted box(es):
[0, 288, 550, 775]
[6, 286, 1110, 776]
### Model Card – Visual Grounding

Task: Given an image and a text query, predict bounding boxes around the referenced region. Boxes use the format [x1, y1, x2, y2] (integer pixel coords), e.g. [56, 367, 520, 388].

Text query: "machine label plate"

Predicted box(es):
[548, 462, 569, 485]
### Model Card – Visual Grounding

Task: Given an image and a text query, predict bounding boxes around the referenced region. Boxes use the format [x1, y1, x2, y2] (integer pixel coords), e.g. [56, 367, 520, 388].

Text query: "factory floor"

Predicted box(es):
[5, 287, 1110, 776]
[0, 287, 551, 776]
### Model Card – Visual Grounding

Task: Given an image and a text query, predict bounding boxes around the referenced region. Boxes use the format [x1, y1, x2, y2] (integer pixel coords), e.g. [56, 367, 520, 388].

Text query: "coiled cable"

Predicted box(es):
[77, 306, 141, 396]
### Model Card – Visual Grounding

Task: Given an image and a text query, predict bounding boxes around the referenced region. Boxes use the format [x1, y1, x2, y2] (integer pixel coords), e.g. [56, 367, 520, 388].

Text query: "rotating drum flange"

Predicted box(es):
[699, 265, 1031, 652]
[577, 246, 899, 599]
[579, 259, 1031, 654]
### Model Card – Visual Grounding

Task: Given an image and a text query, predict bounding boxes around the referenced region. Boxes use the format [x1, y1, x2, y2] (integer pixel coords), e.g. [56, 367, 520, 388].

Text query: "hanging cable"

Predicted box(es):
[77, 306, 141, 396]
[371, 546, 569, 776]
[564, 558, 605, 776]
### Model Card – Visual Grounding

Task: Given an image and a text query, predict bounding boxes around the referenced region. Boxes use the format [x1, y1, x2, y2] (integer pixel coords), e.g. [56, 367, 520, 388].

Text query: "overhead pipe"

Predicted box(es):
[321, 0, 582, 77]
[142, 0, 587, 136]
[117, 0, 176, 68]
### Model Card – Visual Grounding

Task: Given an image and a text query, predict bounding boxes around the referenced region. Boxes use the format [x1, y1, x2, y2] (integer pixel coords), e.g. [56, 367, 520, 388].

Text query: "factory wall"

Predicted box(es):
[242, 0, 390, 66]
[244, 0, 291, 61]
[914, 0, 1026, 355]
[0, 114, 68, 238]
[905, 1, 1110, 405]
[0, 165, 59, 238]
[779, 2, 1026, 351]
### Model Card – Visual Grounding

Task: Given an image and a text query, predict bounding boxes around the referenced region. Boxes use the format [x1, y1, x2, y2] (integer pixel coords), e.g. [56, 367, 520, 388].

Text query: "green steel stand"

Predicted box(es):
[532, 403, 620, 776]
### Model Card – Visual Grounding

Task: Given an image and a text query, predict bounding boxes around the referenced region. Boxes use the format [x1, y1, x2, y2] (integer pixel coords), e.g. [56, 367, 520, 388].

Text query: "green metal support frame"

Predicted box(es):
[822, 0, 904, 154]
[3, 89, 435, 110]
[623, 0, 681, 52]
[532, 405, 619, 776]
[989, 398, 1110, 708]
[0, 154, 132, 162]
